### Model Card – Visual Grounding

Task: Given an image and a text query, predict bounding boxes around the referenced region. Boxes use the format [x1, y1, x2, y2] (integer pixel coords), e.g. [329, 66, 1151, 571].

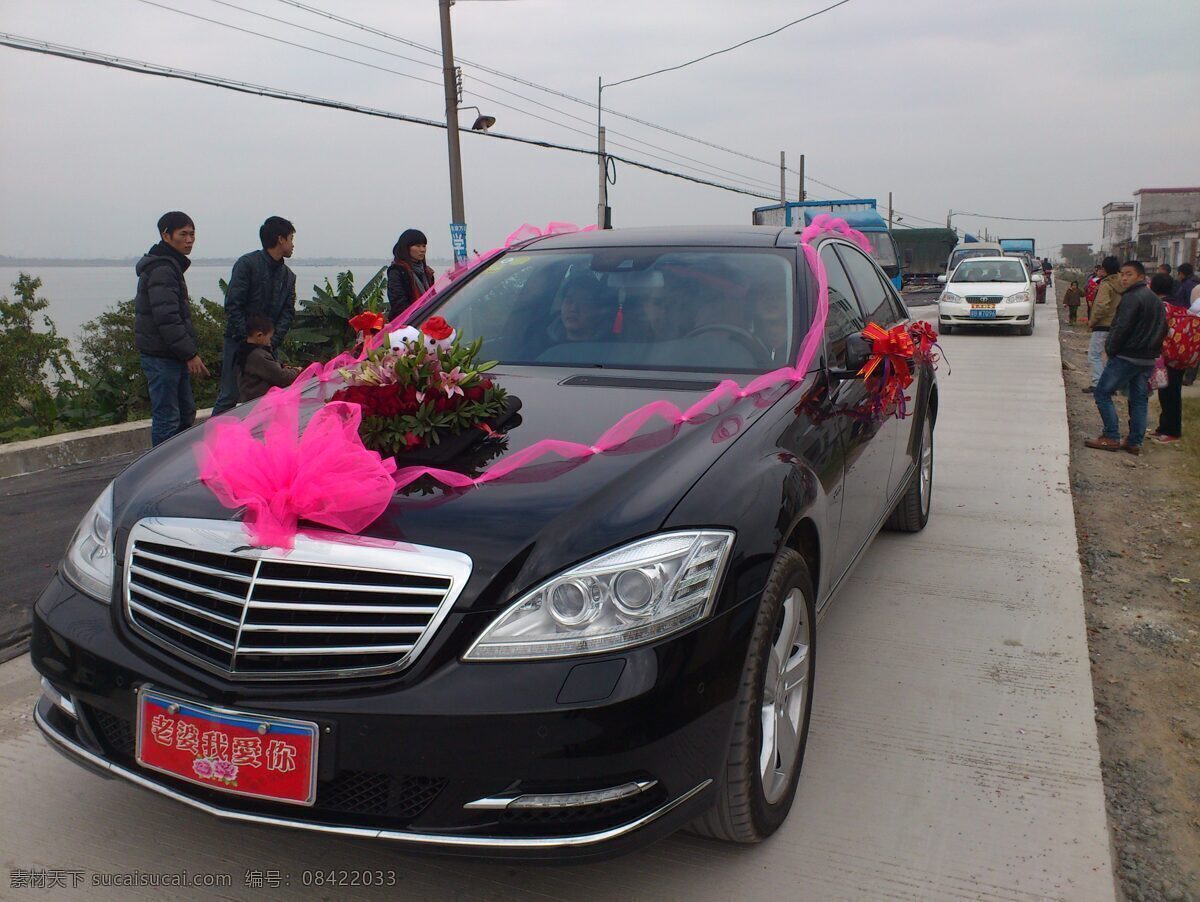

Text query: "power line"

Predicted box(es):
[148, 0, 784, 196]
[952, 210, 1103, 223]
[607, 0, 853, 88]
[0, 33, 776, 203]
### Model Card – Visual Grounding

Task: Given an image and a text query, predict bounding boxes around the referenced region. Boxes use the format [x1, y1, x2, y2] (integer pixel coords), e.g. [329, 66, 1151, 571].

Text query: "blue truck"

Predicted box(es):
[999, 237, 1036, 258]
[752, 198, 902, 290]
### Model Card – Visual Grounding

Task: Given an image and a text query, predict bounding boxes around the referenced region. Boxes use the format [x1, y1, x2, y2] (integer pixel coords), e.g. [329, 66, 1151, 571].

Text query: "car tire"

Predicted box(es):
[940, 323, 953, 335]
[885, 411, 933, 532]
[1020, 317, 1035, 336]
[690, 549, 815, 843]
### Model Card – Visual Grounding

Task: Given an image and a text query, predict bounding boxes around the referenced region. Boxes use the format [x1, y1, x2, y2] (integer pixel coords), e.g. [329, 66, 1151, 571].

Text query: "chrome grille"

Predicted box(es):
[123, 519, 471, 680]
[966, 295, 1003, 304]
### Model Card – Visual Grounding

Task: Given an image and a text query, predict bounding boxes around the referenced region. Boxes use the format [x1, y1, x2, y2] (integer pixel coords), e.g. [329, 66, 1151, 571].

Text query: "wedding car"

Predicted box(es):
[31, 225, 937, 859]
[937, 255, 1042, 335]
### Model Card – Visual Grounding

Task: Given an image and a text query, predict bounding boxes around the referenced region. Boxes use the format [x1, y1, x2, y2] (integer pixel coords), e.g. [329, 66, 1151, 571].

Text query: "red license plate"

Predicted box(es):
[135, 688, 318, 806]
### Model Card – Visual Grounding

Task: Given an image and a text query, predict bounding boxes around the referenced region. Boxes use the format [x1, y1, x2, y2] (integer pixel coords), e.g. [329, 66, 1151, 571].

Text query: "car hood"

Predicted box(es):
[112, 366, 780, 610]
[945, 280, 1030, 295]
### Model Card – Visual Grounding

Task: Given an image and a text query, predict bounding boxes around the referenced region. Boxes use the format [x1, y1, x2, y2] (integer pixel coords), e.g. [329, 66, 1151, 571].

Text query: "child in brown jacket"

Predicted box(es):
[1063, 281, 1082, 323]
[235, 314, 298, 403]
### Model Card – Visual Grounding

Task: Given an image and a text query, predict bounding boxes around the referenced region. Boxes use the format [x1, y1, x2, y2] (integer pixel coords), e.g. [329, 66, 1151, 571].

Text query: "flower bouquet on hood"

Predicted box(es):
[329, 316, 513, 459]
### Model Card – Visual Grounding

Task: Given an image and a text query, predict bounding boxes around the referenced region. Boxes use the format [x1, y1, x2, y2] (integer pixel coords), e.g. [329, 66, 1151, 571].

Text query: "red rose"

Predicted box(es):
[421, 316, 453, 341]
[349, 311, 385, 334]
[464, 385, 485, 402]
[402, 431, 424, 450]
[434, 394, 462, 412]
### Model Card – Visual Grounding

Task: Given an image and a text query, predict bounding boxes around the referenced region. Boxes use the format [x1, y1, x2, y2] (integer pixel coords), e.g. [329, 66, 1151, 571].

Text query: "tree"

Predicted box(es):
[0, 274, 77, 430]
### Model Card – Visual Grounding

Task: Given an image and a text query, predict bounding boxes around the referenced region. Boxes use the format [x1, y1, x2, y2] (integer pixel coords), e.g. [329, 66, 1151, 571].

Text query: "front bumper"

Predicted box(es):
[939, 302, 1033, 326]
[31, 574, 749, 860]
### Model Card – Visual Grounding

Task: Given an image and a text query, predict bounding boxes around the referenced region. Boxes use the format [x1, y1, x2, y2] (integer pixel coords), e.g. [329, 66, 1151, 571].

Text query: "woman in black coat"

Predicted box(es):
[387, 229, 435, 320]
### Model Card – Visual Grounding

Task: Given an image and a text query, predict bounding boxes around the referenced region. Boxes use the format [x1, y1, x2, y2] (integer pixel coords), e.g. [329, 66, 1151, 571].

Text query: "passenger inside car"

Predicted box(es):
[749, 286, 791, 365]
[545, 275, 617, 343]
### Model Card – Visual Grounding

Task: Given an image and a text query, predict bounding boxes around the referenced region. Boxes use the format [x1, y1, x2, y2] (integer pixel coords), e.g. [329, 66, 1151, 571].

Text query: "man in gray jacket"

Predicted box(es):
[1085, 261, 1167, 455]
[212, 216, 297, 414]
[134, 211, 210, 446]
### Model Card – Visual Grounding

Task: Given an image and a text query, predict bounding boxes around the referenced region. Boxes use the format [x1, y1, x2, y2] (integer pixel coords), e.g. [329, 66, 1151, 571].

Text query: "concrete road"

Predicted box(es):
[0, 301, 1115, 901]
[0, 452, 138, 655]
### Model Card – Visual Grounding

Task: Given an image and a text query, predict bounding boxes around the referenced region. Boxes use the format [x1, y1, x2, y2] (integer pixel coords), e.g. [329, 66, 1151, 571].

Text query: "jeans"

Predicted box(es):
[140, 354, 196, 446]
[1157, 366, 1184, 438]
[1087, 331, 1107, 386]
[212, 336, 241, 415]
[1094, 357, 1153, 446]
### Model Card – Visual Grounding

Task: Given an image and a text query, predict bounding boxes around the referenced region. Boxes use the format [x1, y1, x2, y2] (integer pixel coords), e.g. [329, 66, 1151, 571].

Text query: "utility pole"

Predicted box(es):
[597, 77, 609, 229]
[779, 151, 786, 206]
[798, 154, 806, 202]
[888, 191, 893, 230]
[439, 0, 467, 265]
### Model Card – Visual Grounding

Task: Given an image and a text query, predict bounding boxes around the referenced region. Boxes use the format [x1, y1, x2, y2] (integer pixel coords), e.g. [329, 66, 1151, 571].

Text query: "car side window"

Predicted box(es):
[819, 245, 866, 368]
[875, 268, 908, 323]
[836, 245, 898, 327]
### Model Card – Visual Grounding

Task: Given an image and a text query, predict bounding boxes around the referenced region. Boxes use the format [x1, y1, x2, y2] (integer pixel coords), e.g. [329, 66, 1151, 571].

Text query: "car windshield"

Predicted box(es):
[952, 260, 1027, 283]
[428, 247, 797, 372]
[948, 248, 996, 270]
[864, 232, 898, 268]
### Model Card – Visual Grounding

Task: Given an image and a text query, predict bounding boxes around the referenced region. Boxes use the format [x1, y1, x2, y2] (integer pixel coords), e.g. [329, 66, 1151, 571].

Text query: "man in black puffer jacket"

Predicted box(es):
[1085, 261, 1167, 456]
[212, 216, 297, 414]
[135, 211, 210, 446]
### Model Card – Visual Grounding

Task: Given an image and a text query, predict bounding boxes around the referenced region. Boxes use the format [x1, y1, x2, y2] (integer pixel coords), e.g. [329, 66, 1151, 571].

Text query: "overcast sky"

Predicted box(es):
[2, 0, 1198, 261]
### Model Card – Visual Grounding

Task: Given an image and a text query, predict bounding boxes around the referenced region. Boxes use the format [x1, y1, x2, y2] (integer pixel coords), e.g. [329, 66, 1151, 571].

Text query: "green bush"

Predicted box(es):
[285, 267, 387, 366]
[0, 274, 78, 433]
[0, 269, 373, 443]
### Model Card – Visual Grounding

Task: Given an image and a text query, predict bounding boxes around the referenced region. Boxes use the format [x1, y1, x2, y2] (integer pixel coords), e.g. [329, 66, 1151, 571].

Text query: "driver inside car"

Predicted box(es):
[750, 287, 791, 365]
[546, 276, 617, 343]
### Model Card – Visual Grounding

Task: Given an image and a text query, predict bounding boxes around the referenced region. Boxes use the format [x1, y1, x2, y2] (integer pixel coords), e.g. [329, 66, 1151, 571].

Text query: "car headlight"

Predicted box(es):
[61, 482, 115, 603]
[939, 291, 963, 304]
[464, 530, 735, 661]
[1006, 291, 1031, 303]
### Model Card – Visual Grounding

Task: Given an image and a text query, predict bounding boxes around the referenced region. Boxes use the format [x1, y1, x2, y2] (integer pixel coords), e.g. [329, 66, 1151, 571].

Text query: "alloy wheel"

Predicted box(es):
[759, 588, 811, 804]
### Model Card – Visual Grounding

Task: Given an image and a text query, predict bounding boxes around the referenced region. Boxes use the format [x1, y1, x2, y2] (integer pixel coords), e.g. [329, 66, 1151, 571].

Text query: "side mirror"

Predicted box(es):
[845, 333, 873, 372]
[937, 274, 948, 284]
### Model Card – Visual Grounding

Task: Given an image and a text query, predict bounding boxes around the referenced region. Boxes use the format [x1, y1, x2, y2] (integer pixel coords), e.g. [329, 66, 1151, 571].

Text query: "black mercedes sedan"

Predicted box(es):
[31, 225, 937, 860]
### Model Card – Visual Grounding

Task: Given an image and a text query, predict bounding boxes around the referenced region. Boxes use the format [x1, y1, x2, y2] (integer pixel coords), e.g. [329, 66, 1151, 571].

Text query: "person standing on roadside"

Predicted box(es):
[1085, 261, 1167, 456]
[212, 216, 298, 415]
[135, 211, 209, 446]
[1148, 273, 1188, 444]
[1084, 256, 1122, 392]
[1085, 263, 1104, 320]
[1063, 280, 1082, 324]
[1171, 262, 1197, 309]
[1156, 263, 1175, 293]
[387, 229, 435, 321]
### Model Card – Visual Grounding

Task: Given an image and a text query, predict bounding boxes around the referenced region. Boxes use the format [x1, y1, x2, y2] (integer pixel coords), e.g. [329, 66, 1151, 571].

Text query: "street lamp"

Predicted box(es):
[458, 105, 496, 133]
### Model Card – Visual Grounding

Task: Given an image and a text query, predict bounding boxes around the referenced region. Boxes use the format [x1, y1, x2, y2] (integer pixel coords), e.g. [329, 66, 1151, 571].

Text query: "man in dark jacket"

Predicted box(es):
[135, 211, 210, 446]
[1085, 261, 1168, 455]
[1171, 262, 1198, 310]
[212, 216, 297, 414]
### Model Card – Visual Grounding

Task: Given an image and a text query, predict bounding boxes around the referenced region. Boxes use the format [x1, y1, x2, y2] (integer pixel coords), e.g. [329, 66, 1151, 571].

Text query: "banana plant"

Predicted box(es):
[284, 267, 387, 366]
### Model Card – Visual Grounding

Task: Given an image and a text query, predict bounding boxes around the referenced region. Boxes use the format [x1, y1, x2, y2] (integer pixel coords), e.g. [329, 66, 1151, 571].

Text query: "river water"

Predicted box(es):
[0, 264, 382, 346]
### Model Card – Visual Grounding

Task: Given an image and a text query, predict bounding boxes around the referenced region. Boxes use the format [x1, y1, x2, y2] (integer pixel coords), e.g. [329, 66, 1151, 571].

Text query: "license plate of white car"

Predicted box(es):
[969, 307, 997, 319]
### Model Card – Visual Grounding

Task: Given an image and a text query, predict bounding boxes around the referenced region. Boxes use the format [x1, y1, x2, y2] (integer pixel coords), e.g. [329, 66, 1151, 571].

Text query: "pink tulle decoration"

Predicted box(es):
[196, 391, 398, 549]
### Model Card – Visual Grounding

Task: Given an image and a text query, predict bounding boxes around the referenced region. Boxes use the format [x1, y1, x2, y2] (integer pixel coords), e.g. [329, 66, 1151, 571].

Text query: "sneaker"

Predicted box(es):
[1151, 434, 1180, 444]
[1084, 436, 1122, 451]
[1120, 443, 1142, 456]
[1080, 385, 1097, 394]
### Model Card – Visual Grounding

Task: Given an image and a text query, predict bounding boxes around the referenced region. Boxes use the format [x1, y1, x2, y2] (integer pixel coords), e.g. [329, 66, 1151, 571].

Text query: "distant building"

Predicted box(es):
[1100, 202, 1134, 258]
[1132, 187, 1200, 266]
[1061, 243, 1094, 269]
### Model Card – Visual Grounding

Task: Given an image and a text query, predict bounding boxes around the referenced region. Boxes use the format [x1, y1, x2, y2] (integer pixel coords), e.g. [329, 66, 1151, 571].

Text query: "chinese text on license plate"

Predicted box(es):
[970, 306, 997, 319]
[136, 688, 318, 806]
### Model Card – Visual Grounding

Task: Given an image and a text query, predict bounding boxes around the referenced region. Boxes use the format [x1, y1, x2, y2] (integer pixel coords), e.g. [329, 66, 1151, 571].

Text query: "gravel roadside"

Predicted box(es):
[1058, 277, 1200, 902]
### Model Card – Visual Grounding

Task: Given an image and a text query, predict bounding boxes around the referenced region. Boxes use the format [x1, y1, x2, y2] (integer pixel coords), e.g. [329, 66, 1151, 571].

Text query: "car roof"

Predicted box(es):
[524, 225, 795, 250]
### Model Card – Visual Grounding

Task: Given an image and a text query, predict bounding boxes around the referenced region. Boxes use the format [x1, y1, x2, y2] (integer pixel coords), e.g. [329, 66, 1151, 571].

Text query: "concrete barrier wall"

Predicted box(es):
[0, 411, 210, 479]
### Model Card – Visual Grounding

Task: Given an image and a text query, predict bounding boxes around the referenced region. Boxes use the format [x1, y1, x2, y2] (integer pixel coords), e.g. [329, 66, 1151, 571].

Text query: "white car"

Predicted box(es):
[937, 256, 1043, 335]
